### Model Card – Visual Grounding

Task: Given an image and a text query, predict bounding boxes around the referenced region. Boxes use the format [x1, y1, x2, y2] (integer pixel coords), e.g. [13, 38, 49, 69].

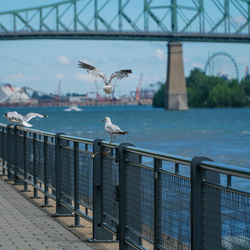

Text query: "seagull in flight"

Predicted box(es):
[3, 111, 48, 127]
[103, 116, 128, 143]
[78, 61, 132, 96]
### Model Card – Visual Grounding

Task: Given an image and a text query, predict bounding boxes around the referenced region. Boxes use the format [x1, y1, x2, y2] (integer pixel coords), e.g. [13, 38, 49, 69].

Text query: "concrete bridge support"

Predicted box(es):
[165, 42, 188, 110]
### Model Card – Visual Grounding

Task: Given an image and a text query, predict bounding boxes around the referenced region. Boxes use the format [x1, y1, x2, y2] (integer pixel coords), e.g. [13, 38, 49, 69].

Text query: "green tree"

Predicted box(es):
[153, 68, 248, 108]
[152, 83, 165, 107]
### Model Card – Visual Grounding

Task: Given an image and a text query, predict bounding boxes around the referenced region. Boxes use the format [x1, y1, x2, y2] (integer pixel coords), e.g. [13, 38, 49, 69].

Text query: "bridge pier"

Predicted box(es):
[165, 42, 188, 110]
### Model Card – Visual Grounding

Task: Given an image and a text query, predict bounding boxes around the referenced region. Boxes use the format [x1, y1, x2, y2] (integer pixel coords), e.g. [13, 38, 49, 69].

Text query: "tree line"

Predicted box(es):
[153, 68, 250, 108]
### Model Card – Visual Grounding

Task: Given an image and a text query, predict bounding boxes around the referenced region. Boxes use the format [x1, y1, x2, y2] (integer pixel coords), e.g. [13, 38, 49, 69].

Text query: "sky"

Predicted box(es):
[0, 0, 250, 97]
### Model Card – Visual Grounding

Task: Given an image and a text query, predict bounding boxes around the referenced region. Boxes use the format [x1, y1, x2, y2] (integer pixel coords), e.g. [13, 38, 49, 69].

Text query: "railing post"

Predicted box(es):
[31, 133, 40, 198]
[54, 133, 72, 216]
[88, 139, 113, 242]
[154, 158, 162, 249]
[118, 143, 142, 250]
[41, 135, 52, 207]
[191, 156, 221, 250]
[6, 125, 14, 181]
[21, 130, 30, 192]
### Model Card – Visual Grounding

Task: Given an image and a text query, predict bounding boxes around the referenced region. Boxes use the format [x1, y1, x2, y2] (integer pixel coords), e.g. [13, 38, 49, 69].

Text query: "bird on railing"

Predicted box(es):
[103, 116, 128, 143]
[78, 61, 132, 97]
[3, 111, 48, 127]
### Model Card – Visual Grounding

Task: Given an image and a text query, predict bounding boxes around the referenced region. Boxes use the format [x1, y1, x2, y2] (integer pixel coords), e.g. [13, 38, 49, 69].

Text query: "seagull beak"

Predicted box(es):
[102, 119, 104, 122]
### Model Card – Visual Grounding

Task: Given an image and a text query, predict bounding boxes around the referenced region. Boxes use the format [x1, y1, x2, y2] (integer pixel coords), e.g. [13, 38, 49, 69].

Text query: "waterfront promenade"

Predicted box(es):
[0, 177, 93, 250]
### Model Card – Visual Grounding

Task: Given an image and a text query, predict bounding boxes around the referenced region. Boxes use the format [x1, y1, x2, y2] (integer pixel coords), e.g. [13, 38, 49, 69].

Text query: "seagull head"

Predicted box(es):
[103, 117, 111, 123]
[3, 113, 7, 118]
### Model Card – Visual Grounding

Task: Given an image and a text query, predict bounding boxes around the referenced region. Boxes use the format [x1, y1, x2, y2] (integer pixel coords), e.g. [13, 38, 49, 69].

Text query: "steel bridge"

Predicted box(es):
[1, 0, 250, 110]
[0, 0, 250, 42]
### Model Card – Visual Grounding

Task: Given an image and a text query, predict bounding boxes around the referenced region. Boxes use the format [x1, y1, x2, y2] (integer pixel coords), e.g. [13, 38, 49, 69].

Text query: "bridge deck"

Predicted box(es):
[0, 177, 92, 250]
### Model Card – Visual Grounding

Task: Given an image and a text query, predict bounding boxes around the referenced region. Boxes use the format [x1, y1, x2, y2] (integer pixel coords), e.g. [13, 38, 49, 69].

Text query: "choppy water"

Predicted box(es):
[1, 105, 250, 169]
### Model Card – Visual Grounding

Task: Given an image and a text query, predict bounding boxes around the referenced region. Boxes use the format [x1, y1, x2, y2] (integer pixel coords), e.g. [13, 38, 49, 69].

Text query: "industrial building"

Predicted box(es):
[0, 84, 30, 104]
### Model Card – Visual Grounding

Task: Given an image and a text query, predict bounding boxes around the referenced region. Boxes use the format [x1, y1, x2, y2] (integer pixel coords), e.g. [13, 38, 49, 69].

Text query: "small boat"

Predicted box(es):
[64, 104, 82, 112]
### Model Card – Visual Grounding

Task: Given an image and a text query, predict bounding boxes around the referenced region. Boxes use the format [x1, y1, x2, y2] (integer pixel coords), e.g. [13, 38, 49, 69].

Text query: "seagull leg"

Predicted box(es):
[110, 135, 113, 144]
[113, 135, 116, 142]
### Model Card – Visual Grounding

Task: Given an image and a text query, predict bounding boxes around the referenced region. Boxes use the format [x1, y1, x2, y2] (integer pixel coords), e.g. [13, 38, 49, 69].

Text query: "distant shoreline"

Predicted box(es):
[0, 99, 152, 108]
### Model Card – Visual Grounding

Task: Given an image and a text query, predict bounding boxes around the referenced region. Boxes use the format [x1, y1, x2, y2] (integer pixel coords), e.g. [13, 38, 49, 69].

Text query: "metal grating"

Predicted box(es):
[8, 129, 15, 168]
[0, 131, 3, 159]
[2, 130, 7, 162]
[202, 183, 250, 250]
[16, 133, 24, 176]
[46, 143, 56, 189]
[102, 150, 119, 231]
[127, 163, 154, 242]
[60, 145, 74, 202]
[160, 173, 191, 249]
[34, 139, 44, 182]
[78, 150, 93, 209]
[25, 137, 33, 176]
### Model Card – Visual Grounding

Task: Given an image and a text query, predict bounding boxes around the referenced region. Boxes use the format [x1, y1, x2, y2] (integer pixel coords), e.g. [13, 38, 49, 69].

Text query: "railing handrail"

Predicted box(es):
[1, 123, 250, 179]
[0, 123, 55, 137]
[200, 160, 250, 179]
[126, 145, 192, 165]
[59, 134, 94, 144]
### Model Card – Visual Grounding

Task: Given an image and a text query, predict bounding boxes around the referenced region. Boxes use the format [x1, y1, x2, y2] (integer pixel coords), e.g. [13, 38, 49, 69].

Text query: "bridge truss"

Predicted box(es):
[0, 0, 250, 42]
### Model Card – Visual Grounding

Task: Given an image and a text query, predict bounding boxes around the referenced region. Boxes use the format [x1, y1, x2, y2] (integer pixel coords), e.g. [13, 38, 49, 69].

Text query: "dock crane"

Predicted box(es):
[135, 73, 143, 101]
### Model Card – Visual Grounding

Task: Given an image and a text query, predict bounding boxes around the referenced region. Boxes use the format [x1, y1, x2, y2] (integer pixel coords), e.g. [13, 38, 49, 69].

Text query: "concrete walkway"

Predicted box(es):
[0, 178, 92, 250]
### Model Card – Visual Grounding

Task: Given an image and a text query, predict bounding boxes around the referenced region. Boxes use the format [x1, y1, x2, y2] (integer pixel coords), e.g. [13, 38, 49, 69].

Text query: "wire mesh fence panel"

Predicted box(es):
[60, 145, 74, 203]
[79, 150, 93, 209]
[26, 137, 33, 176]
[8, 129, 15, 169]
[202, 183, 250, 250]
[0, 130, 3, 159]
[3, 130, 7, 162]
[46, 143, 56, 189]
[35, 139, 44, 183]
[160, 173, 191, 250]
[16, 133, 24, 177]
[127, 163, 154, 242]
[102, 150, 119, 231]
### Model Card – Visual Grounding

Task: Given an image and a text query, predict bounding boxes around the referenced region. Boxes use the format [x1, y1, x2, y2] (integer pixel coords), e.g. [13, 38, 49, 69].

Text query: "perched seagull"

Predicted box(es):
[3, 111, 48, 127]
[103, 116, 128, 143]
[78, 61, 132, 96]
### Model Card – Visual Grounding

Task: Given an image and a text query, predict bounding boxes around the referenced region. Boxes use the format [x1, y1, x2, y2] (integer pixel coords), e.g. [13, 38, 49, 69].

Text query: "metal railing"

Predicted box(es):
[0, 123, 249, 250]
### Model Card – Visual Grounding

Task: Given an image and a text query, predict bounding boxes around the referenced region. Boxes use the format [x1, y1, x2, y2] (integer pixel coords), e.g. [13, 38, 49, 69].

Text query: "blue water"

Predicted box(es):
[1, 105, 250, 169]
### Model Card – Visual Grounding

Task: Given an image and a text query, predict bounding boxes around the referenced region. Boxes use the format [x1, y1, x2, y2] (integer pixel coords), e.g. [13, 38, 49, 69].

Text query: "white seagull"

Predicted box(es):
[78, 61, 132, 96]
[3, 111, 48, 127]
[103, 117, 128, 143]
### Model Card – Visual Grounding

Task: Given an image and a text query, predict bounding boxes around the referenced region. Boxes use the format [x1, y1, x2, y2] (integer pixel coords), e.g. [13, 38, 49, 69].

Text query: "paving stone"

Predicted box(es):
[0, 179, 92, 250]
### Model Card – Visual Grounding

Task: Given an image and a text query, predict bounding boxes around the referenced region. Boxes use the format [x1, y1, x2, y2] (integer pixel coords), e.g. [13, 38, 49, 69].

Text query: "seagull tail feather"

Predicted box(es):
[22, 121, 32, 127]
[120, 131, 128, 135]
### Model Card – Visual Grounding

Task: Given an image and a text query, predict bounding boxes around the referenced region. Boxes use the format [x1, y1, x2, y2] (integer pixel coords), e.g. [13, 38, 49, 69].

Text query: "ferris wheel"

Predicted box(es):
[204, 52, 239, 81]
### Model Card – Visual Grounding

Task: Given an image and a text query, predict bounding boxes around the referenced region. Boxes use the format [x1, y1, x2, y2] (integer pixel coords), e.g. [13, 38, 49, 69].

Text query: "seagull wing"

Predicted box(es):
[24, 113, 47, 122]
[106, 123, 122, 134]
[78, 61, 108, 85]
[108, 69, 132, 85]
[8, 112, 24, 122]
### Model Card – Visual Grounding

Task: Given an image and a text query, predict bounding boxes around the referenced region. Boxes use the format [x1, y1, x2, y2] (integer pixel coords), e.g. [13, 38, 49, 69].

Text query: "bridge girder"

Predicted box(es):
[0, 0, 249, 42]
